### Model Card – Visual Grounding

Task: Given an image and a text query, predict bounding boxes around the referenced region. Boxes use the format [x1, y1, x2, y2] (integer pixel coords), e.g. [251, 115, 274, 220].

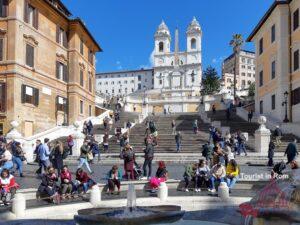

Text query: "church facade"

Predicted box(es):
[153, 18, 202, 94]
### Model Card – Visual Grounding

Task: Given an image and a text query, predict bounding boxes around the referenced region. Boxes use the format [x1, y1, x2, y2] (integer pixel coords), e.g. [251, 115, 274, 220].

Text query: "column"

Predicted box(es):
[72, 121, 85, 157]
[255, 116, 271, 156]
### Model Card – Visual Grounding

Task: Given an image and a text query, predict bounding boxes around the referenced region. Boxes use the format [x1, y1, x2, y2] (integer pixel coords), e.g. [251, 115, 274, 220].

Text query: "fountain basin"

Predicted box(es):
[74, 206, 185, 225]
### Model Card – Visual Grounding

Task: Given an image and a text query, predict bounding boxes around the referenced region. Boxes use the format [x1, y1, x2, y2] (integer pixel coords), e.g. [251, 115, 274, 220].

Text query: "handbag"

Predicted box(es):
[87, 152, 94, 161]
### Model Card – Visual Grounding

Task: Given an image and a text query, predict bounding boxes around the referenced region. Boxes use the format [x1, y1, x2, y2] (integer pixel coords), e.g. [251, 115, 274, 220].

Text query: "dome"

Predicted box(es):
[187, 17, 201, 34]
[155, 20, 170, 38]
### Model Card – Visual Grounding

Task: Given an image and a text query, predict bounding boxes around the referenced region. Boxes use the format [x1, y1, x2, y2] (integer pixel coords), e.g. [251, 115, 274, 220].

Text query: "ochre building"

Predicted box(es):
[0, 0, 102, 136]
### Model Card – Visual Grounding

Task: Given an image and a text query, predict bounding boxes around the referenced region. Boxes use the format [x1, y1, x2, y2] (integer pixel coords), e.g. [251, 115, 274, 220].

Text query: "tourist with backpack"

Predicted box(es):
[192, 119, 198, 134]
[120, 144, 135, 180]
[237, 132, 247, 156]
[52, 141, 64, 176]
[143, 140, 154, 179]
[268, 140, 275, 167]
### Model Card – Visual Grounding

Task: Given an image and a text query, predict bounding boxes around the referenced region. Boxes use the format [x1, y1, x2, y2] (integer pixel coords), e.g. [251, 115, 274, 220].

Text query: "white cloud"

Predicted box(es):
[116, 60, 123, 70]
[212, 58, 218, 64]
[149, 49, 155, 66]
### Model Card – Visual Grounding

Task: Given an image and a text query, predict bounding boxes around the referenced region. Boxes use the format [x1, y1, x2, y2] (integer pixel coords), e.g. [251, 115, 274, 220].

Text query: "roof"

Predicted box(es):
[247, 0, 289, 42]
[96, 68, 154, 76]
[223, 49, 255, 62]
[70, 18, 102, 52]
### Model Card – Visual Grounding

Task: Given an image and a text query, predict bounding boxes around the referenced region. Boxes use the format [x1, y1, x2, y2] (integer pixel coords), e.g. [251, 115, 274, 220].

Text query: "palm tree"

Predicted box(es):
[229, 34, 244, 102]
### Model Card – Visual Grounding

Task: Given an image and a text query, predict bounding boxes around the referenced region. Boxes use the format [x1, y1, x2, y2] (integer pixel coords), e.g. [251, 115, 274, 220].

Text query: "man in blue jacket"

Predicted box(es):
[37, 138, 50, 176]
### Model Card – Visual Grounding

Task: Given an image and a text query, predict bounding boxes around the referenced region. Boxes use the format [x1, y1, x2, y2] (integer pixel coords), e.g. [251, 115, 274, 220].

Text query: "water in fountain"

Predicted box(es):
[126, 183, 137, 212]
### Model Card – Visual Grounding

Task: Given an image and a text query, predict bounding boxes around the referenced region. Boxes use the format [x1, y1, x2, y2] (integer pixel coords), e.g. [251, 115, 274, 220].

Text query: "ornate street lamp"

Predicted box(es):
[282, 91, 289, 123]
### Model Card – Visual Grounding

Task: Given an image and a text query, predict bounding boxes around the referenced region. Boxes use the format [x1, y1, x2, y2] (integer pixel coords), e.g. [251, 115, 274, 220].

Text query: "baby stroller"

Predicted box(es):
[133, 162, 143, 180]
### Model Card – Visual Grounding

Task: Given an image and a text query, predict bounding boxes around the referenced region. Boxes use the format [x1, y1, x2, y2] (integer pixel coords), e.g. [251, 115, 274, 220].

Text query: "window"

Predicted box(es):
[138, 83, 141, 90]
[292, 87, 300, 105]
[118, 81, 121, 84]
[88, 77, 92, 92]
[227, 78, 231, 83]
[271, 94, 276, 110]
[89, 105, 92, 117]
[21, 84, 39, 106]
[248, 66, 252, 69]
[105, 90, 108, 93]
[271, 24, 276, 43]
[138, 75, 141, 81]
[0, 0, 8, 17]
[247, 73, 251, 77]
[26, 44, 34, 67]
[294, 9, 299, 31]
[242, 80, 246, 87]
[242, 65, 246, 69]
[131, 80, 134, 84]
[159, 42, 164, 52]
[259, 38, 263, 55]
[259, 100, 263, 114]
[271, 60, 276, 79]
[111, 81, 114, 85]
[294, 50, 299, 71]
[56, 96, 67, 112]
[80, 70, 84, 86]
[80, 100, 83, 114]
[191, 38, 196, 49]
[124, 80, 128, 84]
[24, 2, 38, 29]
[119, 89, 121, 93]
[259, 70, 263, 87]
[80, 39, 84, 55]
[56, 61, 68, 82]
[56, 26, 67, 48]
[248, 80, 251, 85]
[112, 89, 114, 94]
[0, 38, 3, 61]
[88, 50, 94, 65]
[247, 59, 251, 64]
[0, 83, 6, 112]
[242, 72, 246, 76]
[159, 79, 162, 85]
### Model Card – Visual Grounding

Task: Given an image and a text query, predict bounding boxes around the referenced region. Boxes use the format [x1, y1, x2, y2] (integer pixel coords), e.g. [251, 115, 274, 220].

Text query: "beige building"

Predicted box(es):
[247, 0, 300, 123]
[0, 0, 102, 137]
[222, 50, 256, 92]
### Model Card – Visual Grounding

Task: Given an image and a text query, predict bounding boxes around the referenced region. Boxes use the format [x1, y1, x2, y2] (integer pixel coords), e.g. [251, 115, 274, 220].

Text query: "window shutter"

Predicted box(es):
[55, 95, 58, 112]
[56, 61, 60, 79]
[33, 8, 39, 29]
[63, 31, 68, 48]
[56, 25, 60, 43]
[21, 84, 26, 103]
[24, 0, 28, 23]
[34, 88, 39, 106]
[30, 45, 34, 67]
[0, 39, 3, 61]
[2, 0, 8, 17]
[63, 64, 68, 82]
[0, 83, 6, 111]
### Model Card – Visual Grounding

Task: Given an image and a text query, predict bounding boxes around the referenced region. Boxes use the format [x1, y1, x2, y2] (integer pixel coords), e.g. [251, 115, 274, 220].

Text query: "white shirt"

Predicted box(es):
[3, 150, 12, 161]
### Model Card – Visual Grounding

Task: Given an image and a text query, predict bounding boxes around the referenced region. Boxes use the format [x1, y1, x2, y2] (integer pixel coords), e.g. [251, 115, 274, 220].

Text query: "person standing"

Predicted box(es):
[274, 126, 283, 147]
[103, 132, 109, 152]
[78, 141, 93, 174]
[248, 110, 253, 123]
[171, 120, 176, 135]
[52, 141, 64, 176]
[237, 132, 247, 156]
[226, 108, 231, 121]
[143, 140, 154, 179]
[192, 119, 198, 134]
[268, 140, 275, 167]
[67, 135, 74, 156]
[37, 138, 51, 176]
[120, 144, 135, 180]
[284, 139, 299, 164]
[212, 105, 216, 114]
[87, 120, 93, 136]
[175, 132, 182, 152]
[11, 142, 25, 177]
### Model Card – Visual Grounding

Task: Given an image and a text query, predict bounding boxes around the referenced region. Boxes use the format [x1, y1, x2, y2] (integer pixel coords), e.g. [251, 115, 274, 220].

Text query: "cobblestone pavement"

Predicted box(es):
[14, 162, 273, 190]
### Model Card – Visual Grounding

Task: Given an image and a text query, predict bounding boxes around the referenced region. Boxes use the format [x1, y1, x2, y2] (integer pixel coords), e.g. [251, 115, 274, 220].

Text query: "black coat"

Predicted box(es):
[52, 146, 63, 170]
[268, 142, 275, 158]
[144, 144, 154, 159]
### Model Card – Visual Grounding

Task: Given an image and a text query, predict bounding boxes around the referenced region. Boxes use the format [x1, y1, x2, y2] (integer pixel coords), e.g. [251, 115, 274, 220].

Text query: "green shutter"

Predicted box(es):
[56, 61, 60, 79]
[63, 64, 68, 82]
[24, 0, 28, 23]
[34, 88, 39, 106]
[21, 84, 26, 103]
[33, 8, 39, 29]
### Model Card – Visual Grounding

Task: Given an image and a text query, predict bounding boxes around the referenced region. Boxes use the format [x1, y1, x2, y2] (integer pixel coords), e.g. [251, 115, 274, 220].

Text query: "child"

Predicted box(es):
[0, 169, 19, 205]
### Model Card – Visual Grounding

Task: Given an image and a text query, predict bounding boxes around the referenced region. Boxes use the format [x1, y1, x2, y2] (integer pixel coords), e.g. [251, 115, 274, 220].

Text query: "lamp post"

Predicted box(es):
[282, 91, 289, 123]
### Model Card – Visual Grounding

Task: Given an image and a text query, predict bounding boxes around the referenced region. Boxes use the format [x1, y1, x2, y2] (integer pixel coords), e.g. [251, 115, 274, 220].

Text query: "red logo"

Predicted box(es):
[239, 179, 290, 218]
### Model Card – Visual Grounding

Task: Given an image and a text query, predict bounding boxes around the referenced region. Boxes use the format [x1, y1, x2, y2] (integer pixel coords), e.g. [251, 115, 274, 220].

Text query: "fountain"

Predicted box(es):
[74, 184, 185, 225]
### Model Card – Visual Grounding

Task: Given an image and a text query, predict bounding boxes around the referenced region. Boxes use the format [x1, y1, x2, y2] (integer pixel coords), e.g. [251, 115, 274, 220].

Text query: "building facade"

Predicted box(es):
[96, 69, 154, 97]
[0, 0, 101, 136]
[247, 0, 300, 123]
[222, 50, 256, 91]
[153, 18, 202, 93]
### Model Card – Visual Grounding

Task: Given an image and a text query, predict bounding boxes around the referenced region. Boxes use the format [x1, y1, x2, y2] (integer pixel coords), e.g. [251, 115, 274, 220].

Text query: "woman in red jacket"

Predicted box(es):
[0, 169, 19, 205]
[74, 168, 96, 193]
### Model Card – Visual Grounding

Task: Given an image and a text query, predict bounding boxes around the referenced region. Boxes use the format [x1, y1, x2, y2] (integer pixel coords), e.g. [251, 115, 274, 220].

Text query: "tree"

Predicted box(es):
[248, 82, 255, 97]
[229, 34, 244, 100]
[201, 66, 220, 95]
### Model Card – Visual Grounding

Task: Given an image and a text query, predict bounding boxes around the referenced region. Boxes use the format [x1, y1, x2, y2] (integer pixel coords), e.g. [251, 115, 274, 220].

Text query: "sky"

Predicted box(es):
[62, 0, 274, 75]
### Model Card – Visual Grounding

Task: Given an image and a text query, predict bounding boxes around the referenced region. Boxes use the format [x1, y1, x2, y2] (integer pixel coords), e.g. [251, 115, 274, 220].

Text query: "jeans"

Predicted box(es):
[78, 158, 92, 173]
[210, 176, 224, 190]
[238, 143, 247, 155]
[143, 158, 153, 178]
[75, 179, 94, 193]
[193, 127, 198, 134]
[12, 156, 23, 174]
[226, 177, 237, 189]
[0, 161, 13, 173]
[38, 160, 50, 175]
[195, 176, 209, 189]
[176, 142, 181, 152]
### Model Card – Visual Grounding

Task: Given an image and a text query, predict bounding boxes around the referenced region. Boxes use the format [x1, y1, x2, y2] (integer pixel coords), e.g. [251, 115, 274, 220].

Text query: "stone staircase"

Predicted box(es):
[207, 110, 300, 152]
[105, 113, 210, 153]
